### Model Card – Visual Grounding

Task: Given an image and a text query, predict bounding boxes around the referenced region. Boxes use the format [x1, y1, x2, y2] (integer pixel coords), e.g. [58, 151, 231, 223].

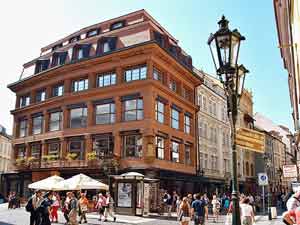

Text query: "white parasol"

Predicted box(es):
[28, 175, 64, 190]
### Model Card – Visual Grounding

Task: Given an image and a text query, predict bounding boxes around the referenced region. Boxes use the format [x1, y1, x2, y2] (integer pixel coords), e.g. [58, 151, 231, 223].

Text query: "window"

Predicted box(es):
[72, 79, 89, 92]
[110, 21, 124, 30]
[68, 139, 84, 160]
[203, 123, 208, 138]
[199, 121, 203, 137]
[103, 42, 110, 53]
[208, 100, 213, 114]
[70, 107, 87, 128]
[36, 90, 46, 102]
[171, 108, 179, 129]
[87, 29, 99, 38]
[123, 134, 142, 157]
[198, 94, 202, 108]
[184, 114, 191, 134]
[183, 88, 192, 101]
[52, 84, 64, 97]
[31, 143, 41, 159]
[95, 103, 115, 124]
[72, 44, 91, 60]
[48, 142, 60, 156]
[69, 36, 80, 43]
[51, 52, 67, 67]
[20, 95, 30, 107]
[169, 80, 177, 92]
[17, 145, 25, 158]
[171, 141, 179, 163]
[97, 72, 116, 87]
[19, 119, 28, 138]
[78, 48, 83, 59]
[49, 111, 62, 131]
[246, 162, 249, 176]
[153, 68, 162, 82]
[155, 136, 164, 160]
[35, 59, 50, 74]
[52, 43, 63, 51]
[185, 145, 191, 165]
[124, 66, 147, 82]
[212, 102, 217, 116]
[93, 135, 114, 159]
[123, 99, 143, 121]
[203, 96, 207, 111]
[96, 37, 118, 55]
[32, 115, 43, 135]
[155, 100, 164, 123]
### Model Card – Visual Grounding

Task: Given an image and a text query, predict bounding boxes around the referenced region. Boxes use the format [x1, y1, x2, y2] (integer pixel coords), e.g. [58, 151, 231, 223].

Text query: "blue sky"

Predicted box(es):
[0, 0, 291, 133]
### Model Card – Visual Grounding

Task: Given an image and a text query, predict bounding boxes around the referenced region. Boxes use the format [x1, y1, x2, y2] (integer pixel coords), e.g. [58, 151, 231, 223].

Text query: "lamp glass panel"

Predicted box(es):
[230, 35, 240, 67]
[216, 34, 230, 67]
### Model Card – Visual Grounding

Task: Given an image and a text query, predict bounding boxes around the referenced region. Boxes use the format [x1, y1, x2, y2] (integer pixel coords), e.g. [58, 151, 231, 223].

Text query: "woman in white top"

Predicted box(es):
[240, 198, 255, 225]
[211, 195, 220, 222]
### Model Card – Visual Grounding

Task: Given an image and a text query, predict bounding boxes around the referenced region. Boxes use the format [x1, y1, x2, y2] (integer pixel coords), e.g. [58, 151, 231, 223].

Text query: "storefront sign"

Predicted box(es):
[283, 165, 298, 178]
[236, 128, 265, 153]
[117, 183, 132, 207]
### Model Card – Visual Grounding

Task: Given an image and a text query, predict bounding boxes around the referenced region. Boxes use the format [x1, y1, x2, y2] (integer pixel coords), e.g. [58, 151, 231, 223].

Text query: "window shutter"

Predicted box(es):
[108, 37, 117, 51]
[82, 44, 91, 58]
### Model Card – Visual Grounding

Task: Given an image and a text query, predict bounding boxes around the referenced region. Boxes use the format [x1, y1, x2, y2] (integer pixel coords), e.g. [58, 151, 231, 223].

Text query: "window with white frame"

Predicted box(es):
[171, 141, 179, 163]
[153, 68, 163, 82]
[95, 103, 115, 124]
[72, 78, 88, 92]
[52, 84, 64, 97]
[155, 136, 164, 160]
[70, 107, 87, 128]
[49, 111, 62, 131]
[171, 108, 179, 129]
[36, 90, 46, 102]
[32, 115, 43, 135]
[124, 66, 147, 82]
[155, 100, 164, 123]
[123, 99, 143, 121]
[20, 95, 30, 108]
[97, 72, 116, 87]
[31, 143, 41, 159]
[19, 119, 28, 137]
[123, 134, 142, 158]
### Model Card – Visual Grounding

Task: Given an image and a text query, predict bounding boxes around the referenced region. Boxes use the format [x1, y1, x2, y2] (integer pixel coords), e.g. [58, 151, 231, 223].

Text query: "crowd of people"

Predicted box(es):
[7, 191, 21, 209]
[26, 190, 116, 225]
[161, 191, 258, 225]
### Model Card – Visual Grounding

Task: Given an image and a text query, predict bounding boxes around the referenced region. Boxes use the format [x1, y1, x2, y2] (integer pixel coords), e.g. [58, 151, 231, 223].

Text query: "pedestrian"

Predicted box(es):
[191, 193, 207, 225]
[240, 198, 255, 225]
[62, 192, 71, 225]
[176, 195, 182, 217]
[104, 192, 116, 222]
[187, 194, 193, 205]
[282, 190, 300, 225]
[211, 194, 220, 222]
[224, 195, 230, 214]
[178, 197, 190, 225]
[8, 191, 13, 209]
[96, 193, 106, 221]
[50, 192, 60, 223]
[68, 192, 79, 225]
[38, 191, 54, 225]
[27, 190, 43, 225]
[163, 191, 172, 217]
[79, 192, 88, 224]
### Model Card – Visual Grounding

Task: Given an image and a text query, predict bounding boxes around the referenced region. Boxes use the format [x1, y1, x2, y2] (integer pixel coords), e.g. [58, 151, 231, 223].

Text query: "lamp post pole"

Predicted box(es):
[207, 16, 248, 225]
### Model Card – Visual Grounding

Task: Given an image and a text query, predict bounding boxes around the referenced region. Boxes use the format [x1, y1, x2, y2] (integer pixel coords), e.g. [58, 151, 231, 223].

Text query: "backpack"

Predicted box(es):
[25, 197, 34, 212]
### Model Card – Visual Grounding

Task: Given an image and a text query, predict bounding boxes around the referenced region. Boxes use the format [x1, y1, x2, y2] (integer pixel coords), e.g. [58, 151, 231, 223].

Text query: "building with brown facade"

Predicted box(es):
[6, 10, 201, 197]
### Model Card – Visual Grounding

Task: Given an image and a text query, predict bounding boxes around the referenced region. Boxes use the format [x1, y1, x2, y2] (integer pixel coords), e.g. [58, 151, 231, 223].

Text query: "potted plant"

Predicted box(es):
[26, 156, 38, 166]
[42, 155, 50, 162]
[15, 158, 25, 166]
[87, 151, 97, 161]
[49, 154, 59, 161]
[65, 153, 77, 161]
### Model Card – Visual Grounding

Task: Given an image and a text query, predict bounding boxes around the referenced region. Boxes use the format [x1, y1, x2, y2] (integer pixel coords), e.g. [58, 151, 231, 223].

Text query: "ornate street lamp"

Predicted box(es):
[208, 16, 248, 225]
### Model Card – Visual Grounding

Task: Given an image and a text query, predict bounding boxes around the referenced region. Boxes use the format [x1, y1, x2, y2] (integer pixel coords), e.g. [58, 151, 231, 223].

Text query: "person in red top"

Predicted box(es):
[50, 192, 60, 223]
[96, 193, 107, 221]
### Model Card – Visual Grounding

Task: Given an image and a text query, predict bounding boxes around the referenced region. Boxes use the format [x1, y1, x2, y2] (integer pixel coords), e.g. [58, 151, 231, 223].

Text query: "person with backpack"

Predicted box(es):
[191, 193, 208, 225]
[26, 190, 43, 225]
[38, 191, 54, 225]
[163, 191, 172, 217]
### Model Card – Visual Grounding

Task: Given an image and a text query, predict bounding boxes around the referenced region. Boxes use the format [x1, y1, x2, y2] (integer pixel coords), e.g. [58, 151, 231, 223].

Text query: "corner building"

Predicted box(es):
[7, 10, 201, 196]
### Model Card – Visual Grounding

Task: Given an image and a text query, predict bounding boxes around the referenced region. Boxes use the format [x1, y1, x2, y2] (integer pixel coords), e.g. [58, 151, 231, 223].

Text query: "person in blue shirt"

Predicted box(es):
[191, 194, 208, 225]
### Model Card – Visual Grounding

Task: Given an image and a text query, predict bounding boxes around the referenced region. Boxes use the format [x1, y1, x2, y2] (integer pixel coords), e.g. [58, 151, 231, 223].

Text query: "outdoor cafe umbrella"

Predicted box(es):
[28, 175, 64, 190]
[55, 173, 109, 191]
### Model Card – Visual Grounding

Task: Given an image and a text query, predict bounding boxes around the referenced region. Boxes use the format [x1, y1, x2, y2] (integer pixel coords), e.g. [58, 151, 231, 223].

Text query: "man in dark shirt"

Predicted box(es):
[191, 193, 208, 225]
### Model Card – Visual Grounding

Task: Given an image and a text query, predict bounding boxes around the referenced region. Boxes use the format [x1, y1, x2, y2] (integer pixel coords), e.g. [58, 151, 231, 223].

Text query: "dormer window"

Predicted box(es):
[34, 59, 50, 74]
[72, 44, 91, 61]
[96, 37, 117, 55]
[110, 21, 125, 30]
[52, 43, 63, 51]
[87, 29, 100, 38]
[69, 35, 80, 43]
[51, 52, 68, 67]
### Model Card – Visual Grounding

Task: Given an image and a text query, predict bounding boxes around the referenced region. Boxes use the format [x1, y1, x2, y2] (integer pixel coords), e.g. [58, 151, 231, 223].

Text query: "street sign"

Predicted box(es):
[258, 173, 268, 186]
[292, 182, 300, 192]
[236, 128, 265, 153]
[283, 165, 298, 178]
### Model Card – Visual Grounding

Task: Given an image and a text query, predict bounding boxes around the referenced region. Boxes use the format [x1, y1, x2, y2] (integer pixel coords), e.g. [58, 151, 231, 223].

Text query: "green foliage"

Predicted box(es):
[87, 151, 97, 161]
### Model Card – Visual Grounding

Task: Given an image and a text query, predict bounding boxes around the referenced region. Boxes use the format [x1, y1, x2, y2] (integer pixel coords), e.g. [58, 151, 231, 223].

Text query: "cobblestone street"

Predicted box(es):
[0, 204, 286, 225]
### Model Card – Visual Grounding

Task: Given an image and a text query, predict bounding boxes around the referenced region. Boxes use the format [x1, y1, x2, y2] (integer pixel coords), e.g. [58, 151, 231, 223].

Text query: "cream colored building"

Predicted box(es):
[0, 126, 12, 173]
[196, 70, 257, 193]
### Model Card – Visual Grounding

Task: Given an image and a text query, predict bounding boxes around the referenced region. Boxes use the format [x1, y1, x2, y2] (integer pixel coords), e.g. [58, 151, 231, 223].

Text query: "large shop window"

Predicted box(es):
[123, 99, 143, 121]
[123, 134, 142, 158]
[185, 145, 191, 165]
[171, 108, 180, 130]
[70, 107, 87, 128]
[184, 114, 191, 134]
[19, 119, 28, 137]
[20, 95, 30, 108]
[48, 142, 60, 156]
[97, 72, 116, 87]
[171, 141, 179, 163]
[93, 135, 114, 159]
[155, 100, 164, 124]
[155, 136, 164, 160]
[68, 139, 84, 160]
[124, 65, 147, 82]
[32, 115, 43, 135]
[72, 79, 89, 92]
[95, 103, 115, 124]
[49, 111, 62, 131]
[52, 84, 64, 97]
[36, 90, 46, 102]
[31, 143, 41, 159]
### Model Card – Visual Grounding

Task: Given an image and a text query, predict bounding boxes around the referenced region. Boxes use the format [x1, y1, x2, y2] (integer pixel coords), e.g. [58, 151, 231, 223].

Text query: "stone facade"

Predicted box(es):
[0, 126, 12, 173]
